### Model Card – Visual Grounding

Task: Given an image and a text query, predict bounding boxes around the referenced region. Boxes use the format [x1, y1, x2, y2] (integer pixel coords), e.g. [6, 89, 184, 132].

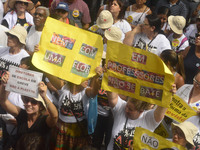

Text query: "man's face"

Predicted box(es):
[33, 8, 47, 27]
[125, 100, 143, 120]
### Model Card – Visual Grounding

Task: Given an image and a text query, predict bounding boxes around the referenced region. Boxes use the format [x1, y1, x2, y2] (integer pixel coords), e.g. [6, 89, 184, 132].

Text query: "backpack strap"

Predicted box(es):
[177, 36, 188, 50]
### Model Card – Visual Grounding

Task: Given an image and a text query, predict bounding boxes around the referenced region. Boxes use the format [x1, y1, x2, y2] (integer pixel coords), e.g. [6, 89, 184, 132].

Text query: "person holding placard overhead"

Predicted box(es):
[0, 72, 58, 150]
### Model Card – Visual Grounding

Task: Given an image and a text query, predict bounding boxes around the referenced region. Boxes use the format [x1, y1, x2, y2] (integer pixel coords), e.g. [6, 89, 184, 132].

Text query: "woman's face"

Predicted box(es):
[15, 1, 28, 12]
[136, 0, 146, 5]
[141, 18, 151, 35]
[158, 14, 168, 27]
[7, 34, 21, 48]
[110, 0, 121, 14]
[195, 32, 200, 46]
[23, 97, 40, 115]
[172, 127, 187, 147]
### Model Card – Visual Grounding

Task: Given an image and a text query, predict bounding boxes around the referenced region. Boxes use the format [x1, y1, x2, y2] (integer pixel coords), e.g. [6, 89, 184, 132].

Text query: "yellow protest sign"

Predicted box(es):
[101, 41, 174, 107]
[154, 122, 170, 138]
[32, 17, 103, 85]
[133, 127, 186, 150]
[165, 94, 197, 123]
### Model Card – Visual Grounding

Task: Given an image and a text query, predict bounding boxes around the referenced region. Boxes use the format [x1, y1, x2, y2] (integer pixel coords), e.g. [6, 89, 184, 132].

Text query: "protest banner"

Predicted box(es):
[133, 127, 186, 150]
[154, 121, 171, 138]
[101, 41, 174, 107]
[6, 66, 43, 98]
[32, 17, 103, 85]
[165, 94, 197, 123]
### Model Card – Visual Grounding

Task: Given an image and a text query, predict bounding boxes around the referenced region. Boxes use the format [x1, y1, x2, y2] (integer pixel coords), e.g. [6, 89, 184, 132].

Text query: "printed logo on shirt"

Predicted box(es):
[90, 25, 99, 32]
[147, 45, 157, 53]
[127, 16, 133, 24]
[60, 95, 84, 118]
[172, 39, 180, 51]
[98, 89, 110, 110]
[72, 9, 80, 17]
[189, 36, 195, 45]
[114, 127, 135, 149]
[0, 58, 19, 79]
[193, 132, 200, 150]
[135, 38, 146, 50]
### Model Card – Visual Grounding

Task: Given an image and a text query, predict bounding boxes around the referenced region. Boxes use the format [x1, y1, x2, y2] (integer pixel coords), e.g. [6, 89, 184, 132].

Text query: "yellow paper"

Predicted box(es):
[165, 94, 197, 123]
[133, 127, 186, 150]
[32, 17, 103, 85]
[154, 122, 170, 138]
[102, 41, 174, 107]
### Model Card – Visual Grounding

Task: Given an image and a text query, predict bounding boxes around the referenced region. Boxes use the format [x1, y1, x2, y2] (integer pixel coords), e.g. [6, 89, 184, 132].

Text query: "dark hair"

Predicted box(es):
[157, 6, 171, 17]
[20, 56, 31, 67]
[146, 14, 161, 33]
[16, 133, 45, 150]
[111, 0, 128, 20]
[160, 50, 185, 80]
[128, 97, 152, 112]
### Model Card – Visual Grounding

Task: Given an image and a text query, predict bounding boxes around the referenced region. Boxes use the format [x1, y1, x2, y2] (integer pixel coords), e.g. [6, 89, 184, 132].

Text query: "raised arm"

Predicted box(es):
[38, 82, 58, 128]
[107, 91, 118, 108]
[0, 72, 21, 117]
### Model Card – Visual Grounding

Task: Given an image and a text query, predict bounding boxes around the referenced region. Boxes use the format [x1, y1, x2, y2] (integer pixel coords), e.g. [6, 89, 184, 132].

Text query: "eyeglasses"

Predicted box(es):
[34, 13, 44, 18]
[193, 77, 200, 86]
[23, 98, 38, 105]
[16, 1, 28, 6]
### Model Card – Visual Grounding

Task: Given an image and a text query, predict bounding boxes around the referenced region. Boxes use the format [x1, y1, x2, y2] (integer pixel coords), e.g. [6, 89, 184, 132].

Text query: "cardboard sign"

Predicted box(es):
[6, 66, 43, 98]
[133, 127, 186, 150]
[102, 41, 174, 107]
[165, 95, 197, 123]
[32, 17, 103, 85]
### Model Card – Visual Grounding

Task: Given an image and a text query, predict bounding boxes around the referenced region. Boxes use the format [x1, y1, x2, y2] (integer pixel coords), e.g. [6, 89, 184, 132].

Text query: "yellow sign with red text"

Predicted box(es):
[32, 17, 103, 85]
[101, 41, 174, 107]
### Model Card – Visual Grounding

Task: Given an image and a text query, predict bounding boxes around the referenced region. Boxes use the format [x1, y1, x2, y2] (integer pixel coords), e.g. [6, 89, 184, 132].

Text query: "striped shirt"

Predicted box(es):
[155, 0, 188, 19]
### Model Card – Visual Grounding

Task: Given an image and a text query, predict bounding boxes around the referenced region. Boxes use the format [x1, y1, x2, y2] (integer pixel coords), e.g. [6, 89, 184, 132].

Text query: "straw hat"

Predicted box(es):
[96, 10, 113, 29]
[8, 0, 34, 11]
[168, 15, 186, 34]
[105, 26, 122, 43]
[6, 25, 27, 45]
[171, 121, 198, 146]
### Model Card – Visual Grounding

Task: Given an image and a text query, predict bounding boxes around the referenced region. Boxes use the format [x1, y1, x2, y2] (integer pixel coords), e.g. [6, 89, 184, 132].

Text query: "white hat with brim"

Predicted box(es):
[96, 10, 113, 29]
[0, 25, 9, 32]
[8, 0, 34, 11]
[105, 26, 122, 43]
[6, 25, 27, 45]
[168, 15, 186, 34]
[171, 121, 198, 146]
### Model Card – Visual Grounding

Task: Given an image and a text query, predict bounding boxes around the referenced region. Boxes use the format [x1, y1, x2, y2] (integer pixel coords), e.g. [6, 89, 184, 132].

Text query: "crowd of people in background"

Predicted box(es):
[0, 0, 200, 150]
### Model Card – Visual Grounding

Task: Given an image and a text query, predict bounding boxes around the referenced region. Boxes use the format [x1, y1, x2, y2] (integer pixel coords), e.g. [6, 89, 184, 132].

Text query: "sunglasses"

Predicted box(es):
[193, 77, 200, 86]
[16, 1, 28, 6]
[34, 13, 44, 18]
[23, 98, 38, 105]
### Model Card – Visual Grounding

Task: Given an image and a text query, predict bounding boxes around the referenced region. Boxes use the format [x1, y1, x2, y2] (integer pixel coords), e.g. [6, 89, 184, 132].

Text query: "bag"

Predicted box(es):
[87, 95, 98, 135]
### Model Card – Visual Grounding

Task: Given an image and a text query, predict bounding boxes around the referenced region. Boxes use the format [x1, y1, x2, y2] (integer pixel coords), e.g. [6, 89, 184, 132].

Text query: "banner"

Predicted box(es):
[6, 66, 43, 98]
[32, 17, 103, 85]
[101, 41, 174, 107]
[133, 127, 186, 150]
[165, 95, 197, 123]
[154, 121, 170, 138]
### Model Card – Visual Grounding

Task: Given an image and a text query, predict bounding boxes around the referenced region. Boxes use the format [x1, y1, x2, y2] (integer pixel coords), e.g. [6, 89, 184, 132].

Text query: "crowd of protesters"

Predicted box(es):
[0, 0, 200, 150]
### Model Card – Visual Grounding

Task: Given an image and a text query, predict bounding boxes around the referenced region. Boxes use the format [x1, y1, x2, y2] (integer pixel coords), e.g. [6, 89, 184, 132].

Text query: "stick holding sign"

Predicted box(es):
[5, 66, 43, 98]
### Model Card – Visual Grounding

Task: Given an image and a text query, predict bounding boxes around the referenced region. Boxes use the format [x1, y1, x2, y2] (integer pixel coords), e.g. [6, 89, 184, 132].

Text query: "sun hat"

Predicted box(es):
[171, 121, 198, 146]
[96, 10, 114, 29]
[105, 26, 122, 43]
[56, 2, 69, 12]
[8, 0, 34, 11]
[6, 25, 27, 45]
[168, 15, 186, 34]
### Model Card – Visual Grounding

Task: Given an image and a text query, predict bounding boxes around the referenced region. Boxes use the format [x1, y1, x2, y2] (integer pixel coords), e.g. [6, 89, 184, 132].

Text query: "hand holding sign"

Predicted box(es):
[38, 81, 47, 99]
[1, 71, 9, 85]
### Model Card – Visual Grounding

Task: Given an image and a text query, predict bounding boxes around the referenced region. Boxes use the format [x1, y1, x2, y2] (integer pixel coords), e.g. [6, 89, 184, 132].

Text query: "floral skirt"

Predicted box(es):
[49, 119, 91, 150]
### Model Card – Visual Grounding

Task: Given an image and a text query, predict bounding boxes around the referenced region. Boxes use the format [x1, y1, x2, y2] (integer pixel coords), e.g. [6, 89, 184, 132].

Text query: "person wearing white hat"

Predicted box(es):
[0, 25, 29, 78]
[1, 0, 34, 29]
[171, 121, 198, 149]
[167, 15, 189, 53]
[0, 72, 58, 149]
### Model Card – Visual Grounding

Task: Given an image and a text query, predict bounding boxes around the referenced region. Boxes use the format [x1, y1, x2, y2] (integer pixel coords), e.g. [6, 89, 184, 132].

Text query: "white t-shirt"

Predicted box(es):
[167, 33, 189, 52]
[113, 19, 132, 41]
[107, 97, 159, 150]
[26, 25, 42, 52]
[185, 24, 197, 46]
[58, 84, 89, 123]
[0, 25, 8, 47]
[133, 33, 171, 56]
[0, 0, 3, 23]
